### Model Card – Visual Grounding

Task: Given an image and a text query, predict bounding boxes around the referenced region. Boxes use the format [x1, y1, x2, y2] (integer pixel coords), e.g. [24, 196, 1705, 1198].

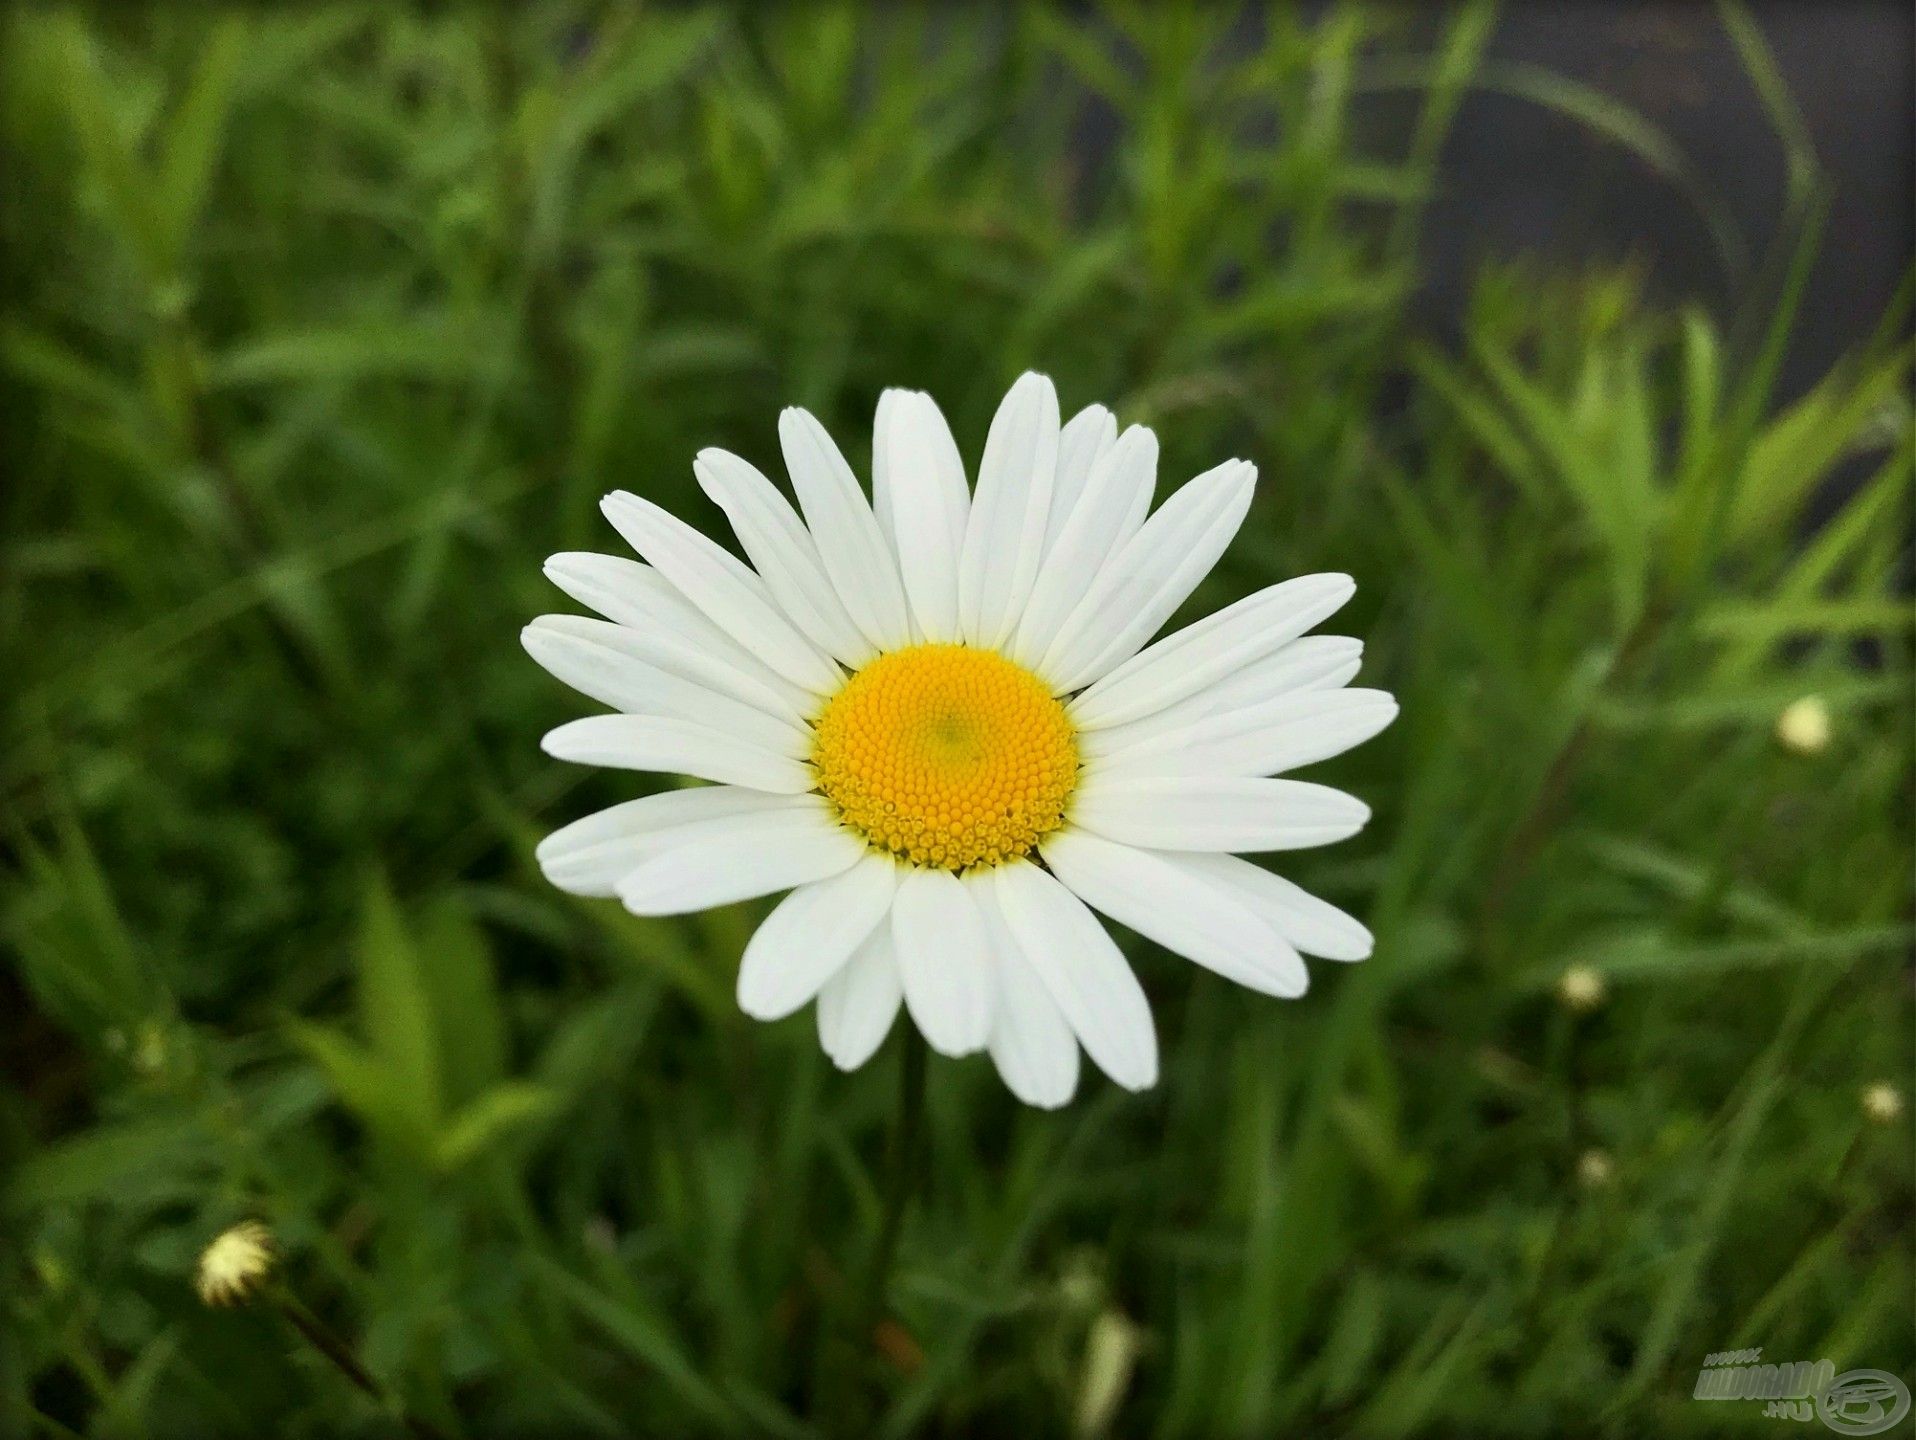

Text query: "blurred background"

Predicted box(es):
[2, 3, 1910, 1436]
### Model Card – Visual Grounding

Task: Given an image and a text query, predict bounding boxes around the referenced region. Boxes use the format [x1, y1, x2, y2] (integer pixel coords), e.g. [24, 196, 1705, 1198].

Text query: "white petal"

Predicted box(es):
[871, 390, 903, 543]
[694, 449, 873, 667]
[1092, 688, 1399, 779]
[736, 855, 899, 1021]
[989, 861, 1157, 1091]
[890, 867, 994, 1057]
[971, 874, 1079, 1108]
[541, 714, 815, 794]
[1068, 774, 1370, 852]
[1043, 404, 1118, 540]
[1078, 637, 1363, 759]
[1165, 853, 1373, 961]
[1204, 637, 1364, 709]
[615, 804, 865, 914]
[522, 618, 809, 756]
[1041, 830, 1307, 997]
[600, 491, 842, 694]
[874, 390, 970, 641]
[816, 927, 905, 1070]
[542, 553, 816, 720]
[958, 372, 1060, 648]
[1010, 425, 1157, 671]
[536, 786, 813, 897]
[1039, 459, 1256, 692]
[778, 409, 912, 652]
[1070, 574, 1356, 729]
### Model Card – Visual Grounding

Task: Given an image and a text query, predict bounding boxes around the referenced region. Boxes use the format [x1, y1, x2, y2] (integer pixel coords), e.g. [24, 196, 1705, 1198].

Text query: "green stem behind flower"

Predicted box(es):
[821, 1031, 928, 1435]
[271, 1287, 448, 1440]
[861, 1030, 927, 1333]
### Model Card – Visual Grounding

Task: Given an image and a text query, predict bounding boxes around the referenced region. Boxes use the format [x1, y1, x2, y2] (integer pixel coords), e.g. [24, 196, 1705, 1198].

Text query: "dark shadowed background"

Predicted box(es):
[1416, 0, 1911, 400]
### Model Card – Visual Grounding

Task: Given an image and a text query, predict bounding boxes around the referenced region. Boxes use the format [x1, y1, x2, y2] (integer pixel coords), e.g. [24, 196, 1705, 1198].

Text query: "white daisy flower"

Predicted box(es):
[527, 373, 1395, 1107]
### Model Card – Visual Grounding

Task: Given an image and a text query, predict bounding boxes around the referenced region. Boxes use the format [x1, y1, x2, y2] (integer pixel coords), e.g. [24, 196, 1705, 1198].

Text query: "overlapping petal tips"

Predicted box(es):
[736, 854, 899, 1021]
[816, 927, 905, 1071]
[540, 714, 814, 793]
[694, 447, 872, 667]
[521, 616, 809, 754]
[1161, 853, 1374, 962]
[959, 371, 1061, 649]
[1010, 423, 1157, 671]
[1041, 830, 1309, 998]
[600, 491, 842, 694]
[541, 552, 816, 720]
[778, 408, 913, 653]
[892, 867, 994, 1057]
[1070, 573, 1357, 730]
[873, 388, 970, 641]
[614, 804, 866, 915]
[1045, 403, 1118, 535]
[1068, 774, 1370, 852]
[971, 872, 1080, 1108]
[1090, 688, 1399, 780]
[1076, 635, 1365, 760]
[535, 787, 818, 898]
[990, 861, 1157, 1092]
[1038, 458, 1256, 692]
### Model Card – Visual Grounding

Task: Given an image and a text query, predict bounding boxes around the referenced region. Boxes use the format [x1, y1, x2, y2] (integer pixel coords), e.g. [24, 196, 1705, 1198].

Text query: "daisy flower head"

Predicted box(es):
[527, 373, 1395, 1107]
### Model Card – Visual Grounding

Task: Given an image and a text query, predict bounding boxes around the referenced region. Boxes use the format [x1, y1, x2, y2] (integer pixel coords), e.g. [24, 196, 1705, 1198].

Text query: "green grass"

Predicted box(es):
[2, 4, 1910, 1436]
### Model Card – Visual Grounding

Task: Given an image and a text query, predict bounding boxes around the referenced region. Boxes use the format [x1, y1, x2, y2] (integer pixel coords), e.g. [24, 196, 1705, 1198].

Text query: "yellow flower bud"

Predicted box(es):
[1075, 1310, 1144, 1437]
[1576, 1149, 1615, 1188]
[1862, 1082, 1905, 1124]
[1557, 966, 1606, 1012]
[1775, 696, 1832, 756]
[196, 1221, 276, 1307]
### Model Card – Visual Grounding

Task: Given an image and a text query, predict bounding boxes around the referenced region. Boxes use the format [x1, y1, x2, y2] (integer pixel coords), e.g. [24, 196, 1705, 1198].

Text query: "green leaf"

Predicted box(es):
[48, 15, 167, 279]
[1572, 923, 1910, 984]
[288, 1019, 413, 1144]
[6, 1114, 217, 1212]
[206, 317, 498, 387]
[1718, 0, 1817, 204]
[1697, 596, 1913, 644]
[355, 879, 442, 1132]
[433, 1082, 558, 1172]
[6, 814, 159, 1035]
[1597, 672, 1902, 731]
[1031, 10, 1138, 105]
[528, 1254, 742, 1433]
[1318, 1269, 1386, 1408]
[154, 15, 248, 261]
[415, 902, 506, 1107]
[1731, 349, 1909, 539]
[1411, 344, 1544, 502]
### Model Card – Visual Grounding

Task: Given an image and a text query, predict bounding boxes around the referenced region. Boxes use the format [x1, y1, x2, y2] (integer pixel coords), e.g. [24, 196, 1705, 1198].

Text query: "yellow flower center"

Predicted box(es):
[812, 644, 1078, 871]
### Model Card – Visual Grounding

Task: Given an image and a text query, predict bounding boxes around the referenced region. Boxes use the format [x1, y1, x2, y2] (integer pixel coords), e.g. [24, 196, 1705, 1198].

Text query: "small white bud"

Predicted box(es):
[1862, 1082, 1905, 1124]
[1557, 966, 1606, 1012]
[1576, 1149, 1615, 1188]
[196, 1221, 275, 1307]
[1775, 696, 1832, 756]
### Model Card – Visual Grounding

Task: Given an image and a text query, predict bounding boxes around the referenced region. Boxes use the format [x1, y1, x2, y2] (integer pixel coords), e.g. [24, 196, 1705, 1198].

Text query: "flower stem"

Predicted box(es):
[860, 1030, 927, 1332]
[270, 1287, 447, 1440]
[824, 1031, 927, 1434]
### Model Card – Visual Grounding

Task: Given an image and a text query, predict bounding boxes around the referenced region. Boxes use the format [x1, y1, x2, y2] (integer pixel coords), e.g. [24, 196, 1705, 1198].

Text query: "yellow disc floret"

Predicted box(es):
[812, 644, 1078, 871]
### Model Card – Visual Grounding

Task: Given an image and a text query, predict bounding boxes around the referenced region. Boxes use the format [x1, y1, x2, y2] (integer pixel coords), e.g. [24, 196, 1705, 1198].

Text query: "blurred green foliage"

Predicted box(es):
[2, 3, 1910, 1436]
